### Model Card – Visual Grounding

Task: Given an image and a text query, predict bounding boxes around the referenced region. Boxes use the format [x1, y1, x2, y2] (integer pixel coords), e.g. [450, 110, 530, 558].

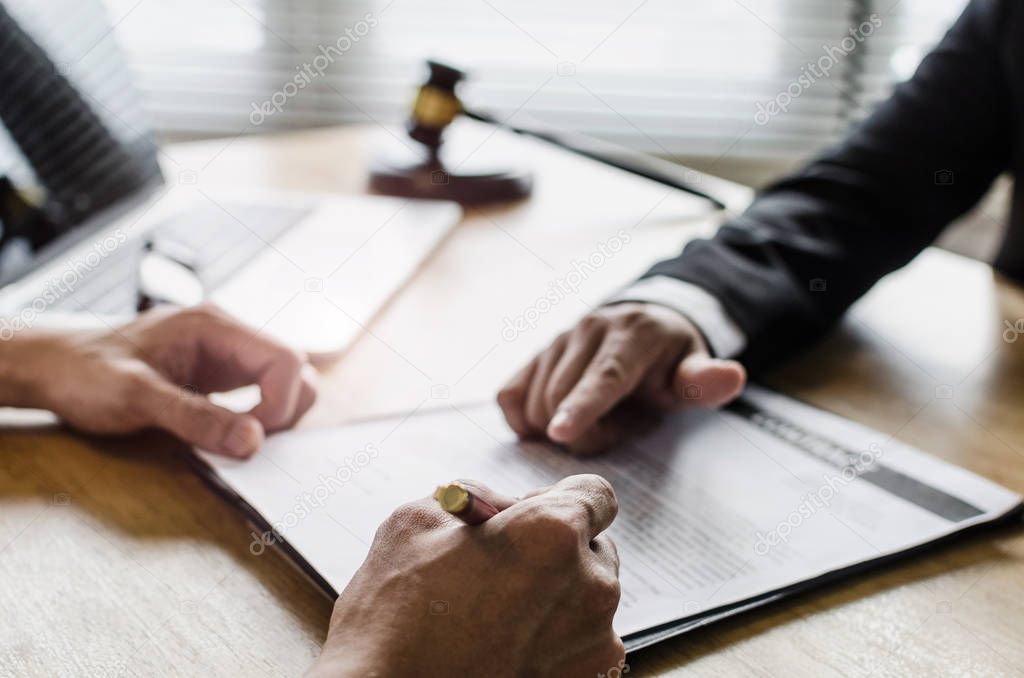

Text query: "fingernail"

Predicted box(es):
[547, 410, 572, 440]
[685, 354, 719, 370]
[223, 418, 263, 457]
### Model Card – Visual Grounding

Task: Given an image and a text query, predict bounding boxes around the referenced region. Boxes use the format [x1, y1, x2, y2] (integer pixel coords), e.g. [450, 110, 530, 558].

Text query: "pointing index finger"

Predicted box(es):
[546, 332, 653, 444]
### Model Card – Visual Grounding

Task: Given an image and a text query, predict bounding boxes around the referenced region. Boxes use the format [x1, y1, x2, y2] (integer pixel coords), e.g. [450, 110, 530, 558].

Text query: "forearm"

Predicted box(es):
[647, 188, 907, 368]
[641, 0, 1011, 370]
[0, 331, 58, 408]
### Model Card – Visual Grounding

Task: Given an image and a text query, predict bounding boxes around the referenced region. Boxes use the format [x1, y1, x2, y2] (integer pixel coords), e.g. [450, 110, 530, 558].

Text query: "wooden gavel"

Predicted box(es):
[370, 60, 726, 209]
[368, 61, 533, 206]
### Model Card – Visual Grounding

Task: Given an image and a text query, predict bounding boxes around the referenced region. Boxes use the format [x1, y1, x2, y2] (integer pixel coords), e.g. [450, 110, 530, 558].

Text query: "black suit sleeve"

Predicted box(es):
[646, 0, 1013, 370]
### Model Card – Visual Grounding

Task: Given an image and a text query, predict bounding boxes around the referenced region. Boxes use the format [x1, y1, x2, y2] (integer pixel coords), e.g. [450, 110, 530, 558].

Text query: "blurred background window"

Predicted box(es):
[1, 0, 1000, 263]
[1, 0, 970, 183]
[96, 0, 967, 170]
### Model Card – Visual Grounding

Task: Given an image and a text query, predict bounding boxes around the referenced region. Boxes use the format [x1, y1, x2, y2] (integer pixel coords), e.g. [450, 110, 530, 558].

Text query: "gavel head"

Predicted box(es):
[407, 61, 466, 152]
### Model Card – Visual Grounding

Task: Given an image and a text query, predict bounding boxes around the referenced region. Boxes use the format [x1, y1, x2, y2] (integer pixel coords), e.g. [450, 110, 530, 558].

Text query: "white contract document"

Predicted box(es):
[196, 386, 1022, 650]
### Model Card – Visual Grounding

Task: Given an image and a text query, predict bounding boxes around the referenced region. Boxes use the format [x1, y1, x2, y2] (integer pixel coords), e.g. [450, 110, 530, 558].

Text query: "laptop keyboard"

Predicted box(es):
[50, 202, 313, 315]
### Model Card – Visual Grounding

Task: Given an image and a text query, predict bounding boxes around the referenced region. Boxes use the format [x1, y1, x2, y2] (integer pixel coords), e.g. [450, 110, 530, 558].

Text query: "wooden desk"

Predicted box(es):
[2, 122, 1022, 676]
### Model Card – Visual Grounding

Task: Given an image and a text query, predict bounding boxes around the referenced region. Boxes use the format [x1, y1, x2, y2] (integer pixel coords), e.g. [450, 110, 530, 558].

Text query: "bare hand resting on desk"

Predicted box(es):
[498, 302, 747, 454]
[0, 304, 316, 456]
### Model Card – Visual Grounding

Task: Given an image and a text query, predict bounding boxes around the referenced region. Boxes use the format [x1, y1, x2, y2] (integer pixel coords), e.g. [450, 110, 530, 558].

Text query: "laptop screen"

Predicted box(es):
[0, 0, 164, 286]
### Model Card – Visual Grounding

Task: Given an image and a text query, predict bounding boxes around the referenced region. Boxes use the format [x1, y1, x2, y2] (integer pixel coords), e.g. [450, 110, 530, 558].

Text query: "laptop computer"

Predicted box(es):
[0, 176, 462, 362]
[0, 0, 461, 361]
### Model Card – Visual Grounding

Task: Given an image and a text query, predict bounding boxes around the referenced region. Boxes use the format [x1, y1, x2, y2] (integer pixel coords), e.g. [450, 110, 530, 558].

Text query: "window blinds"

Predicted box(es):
[5, 0, 973, 166]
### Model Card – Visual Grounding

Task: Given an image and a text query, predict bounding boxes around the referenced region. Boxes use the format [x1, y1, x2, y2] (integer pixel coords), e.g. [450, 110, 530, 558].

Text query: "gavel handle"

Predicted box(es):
[462, 109, 729, 211]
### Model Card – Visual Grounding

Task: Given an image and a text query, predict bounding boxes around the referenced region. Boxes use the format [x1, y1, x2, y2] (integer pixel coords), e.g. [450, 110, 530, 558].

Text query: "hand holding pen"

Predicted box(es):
[315, 475, 624, 676]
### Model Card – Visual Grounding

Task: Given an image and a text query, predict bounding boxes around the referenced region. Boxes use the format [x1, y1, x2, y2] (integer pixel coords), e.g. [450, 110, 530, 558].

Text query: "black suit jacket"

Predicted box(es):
[646, 0, 1022, 370]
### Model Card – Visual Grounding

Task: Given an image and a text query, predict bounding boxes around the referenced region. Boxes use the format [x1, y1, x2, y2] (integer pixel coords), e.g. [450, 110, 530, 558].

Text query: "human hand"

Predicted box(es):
[309, 475, 625, 678]
[8, 304, 316, 457]
[498, 302, 746, 454]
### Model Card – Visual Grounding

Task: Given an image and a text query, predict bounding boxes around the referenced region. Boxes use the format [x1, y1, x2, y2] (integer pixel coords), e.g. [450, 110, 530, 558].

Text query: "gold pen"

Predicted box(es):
[434, 482, 500, 525]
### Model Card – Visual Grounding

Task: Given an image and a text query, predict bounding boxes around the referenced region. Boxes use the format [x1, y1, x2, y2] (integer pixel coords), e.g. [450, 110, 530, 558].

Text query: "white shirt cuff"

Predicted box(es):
[607, 275, 747, 358]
